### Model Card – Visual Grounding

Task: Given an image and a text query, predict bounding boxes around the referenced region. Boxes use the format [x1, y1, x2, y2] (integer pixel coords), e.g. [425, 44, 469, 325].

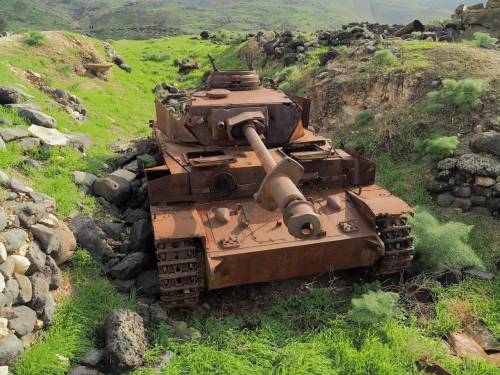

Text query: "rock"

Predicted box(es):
[474, 176, 496, 187]
[200, 30, 210, 40]
[9, 178, 32, 193]
[18, 137, 41, 151]
[0, 126, 28, 142]
[110, 169, 136, 183]
[0, 243, 6, 263]
[471, 206, 491, 216]
[103, 309, 146, 371]
[0, 210, 6, 232]
[0, 86, 21, 105]
[69, 366, 105, 375]
[70, 215, 109, 260]
[136, 270, 160, 296]
[93, 176, 131, 206]
[45, 255, 61, 290]
[0, 318, 8, 340]
[437, 158, 458, 170]
[13, 203, 47, 228]
[0, 334, 24, 365]
[41, 293, 55, 326]
[0, 274, 4, 293]
[123, 208, 149, 224]
[0, 137, 5, 151]
[52, 223, 76, 265]
[10, 255, 30, 275]
[456, 153, 500, 178]
[471, 195, 487, 206]
[113, 279, 136, 294]
[20, 332, 37, 349]
[318, 49, 339, 66]
[3, 305, 37, 337]
[38, 214, 59, 228]
[2, 279, 19, 306]
[0, 170, 9, 187]
[129, 219, 153, 252]
[0, 118, 12, 126]
[452, 185, 471, 198]
[463, 269, 495, 280]
[0, 257, 15, 279]
[28, 273, 50, 315]
[119, 64, 132, 73]
[73, 171, 98, 187]
[14, 273, 32, 303]
[0, 366, 7, 375]
[18, 109, 56, 129]
[100, 222, 123, 241]
[30, 224, 60, 254]
[28, 191, 55, 210]
[82, 349, 105, 367]
[0, 229, 28, 254]
[148, 302, 168, 325]
[426, 181, 449, 194]
[436, 192, 455, 207]
[471, 131, 500, 156]
[26, 242, 47, 273]
[28, 125, 68, 146]
[107, 252, 148, 280]
[172, 321, 201, 341]
[448, 332, 487, 361]
[451, 197, 472, 212]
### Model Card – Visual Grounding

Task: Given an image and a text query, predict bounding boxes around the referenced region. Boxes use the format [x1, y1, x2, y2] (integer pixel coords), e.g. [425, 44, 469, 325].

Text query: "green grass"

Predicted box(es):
[14, 251, 134, 375]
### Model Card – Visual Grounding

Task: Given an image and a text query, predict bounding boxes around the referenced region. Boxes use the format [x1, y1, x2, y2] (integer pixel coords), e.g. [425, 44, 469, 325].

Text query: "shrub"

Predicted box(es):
[413, 135, 459, 161]
[424, 78, 484, 113]
[354, 109, 374, 126]
[143, 53, 170, 62]
[472, 32, 498, 46]
[278, 81, 292, 92]
[348, 291, 401, 325]
[407, 207, 485, 273]
[373, 49, 397, 66]
[23, 31, 46, 47]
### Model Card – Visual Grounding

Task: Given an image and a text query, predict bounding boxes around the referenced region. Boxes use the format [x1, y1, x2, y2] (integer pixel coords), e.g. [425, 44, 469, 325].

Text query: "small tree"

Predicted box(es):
[348, 291, 401, 326]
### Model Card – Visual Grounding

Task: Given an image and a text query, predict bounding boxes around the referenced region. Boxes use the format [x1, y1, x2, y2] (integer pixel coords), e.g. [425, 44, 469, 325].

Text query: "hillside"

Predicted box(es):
[0, 30, 498, 374]
[0, 0, 479, 39]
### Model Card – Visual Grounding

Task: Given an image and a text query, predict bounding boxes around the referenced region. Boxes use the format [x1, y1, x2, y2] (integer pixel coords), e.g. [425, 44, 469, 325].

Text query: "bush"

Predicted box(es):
[373, 49, 397, 66]
[23, 31, 46, 47]
[348, 291, 401, 325]
[473, 32, 498, 46]
[278, 81, 292, 92]
[354, 109, 374, 126]
[407, 207, 485, 273]
[424, 78, 484, 113]
[143, 53, 170, 62]
[413, 135, 459, 161]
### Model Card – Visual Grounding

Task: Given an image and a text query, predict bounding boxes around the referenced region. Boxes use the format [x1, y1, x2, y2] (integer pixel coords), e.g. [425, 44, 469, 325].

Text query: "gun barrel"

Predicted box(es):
[243, 124, 321, 239]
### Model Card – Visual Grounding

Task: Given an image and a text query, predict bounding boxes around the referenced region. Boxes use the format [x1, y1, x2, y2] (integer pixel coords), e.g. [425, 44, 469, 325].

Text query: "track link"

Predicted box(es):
[373, 215, 415, 275]
[155, 239, 205, 308]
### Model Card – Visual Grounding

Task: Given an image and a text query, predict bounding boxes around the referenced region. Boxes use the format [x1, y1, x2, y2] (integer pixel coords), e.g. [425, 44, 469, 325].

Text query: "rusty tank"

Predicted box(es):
[145, 70, 415, 308]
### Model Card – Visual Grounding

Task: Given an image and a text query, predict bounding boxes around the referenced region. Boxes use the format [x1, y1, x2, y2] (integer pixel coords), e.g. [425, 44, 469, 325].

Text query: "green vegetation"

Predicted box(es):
[23, 31, 46, 47]
[348, 291, 401, 326]
[413, 135, 459, 161]
[472, 32, 498, 47]
[424, 79, 484, 113]
[373, 49, 398, 66]
[354, 109, 374, 126]
[408, 207, 485, 274]
[15, 251, 134, 375]
[0, 14, 7, 33]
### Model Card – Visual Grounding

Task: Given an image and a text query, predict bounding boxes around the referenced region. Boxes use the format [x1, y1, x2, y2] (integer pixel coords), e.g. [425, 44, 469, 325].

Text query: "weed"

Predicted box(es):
[472, 32, 498, 47]
[407, 207, 485, 274]
[413, 135, 459, 161]
[143, 53, 171, 62]
[373, 49, 397, 66]
[424, 79, 484, 113]
[348, 291, 402, 326]
[23, 31, 46, 47]
[355, 109, 374, 126]
[55, 63, 73, 77]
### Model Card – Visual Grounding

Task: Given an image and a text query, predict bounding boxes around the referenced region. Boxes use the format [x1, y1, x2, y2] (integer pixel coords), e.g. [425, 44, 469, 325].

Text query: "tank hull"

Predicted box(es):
[151, 185, 411, 291]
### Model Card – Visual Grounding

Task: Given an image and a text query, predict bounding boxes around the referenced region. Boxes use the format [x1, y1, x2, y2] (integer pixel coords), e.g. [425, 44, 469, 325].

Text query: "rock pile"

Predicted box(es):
[0, 169, 76, 368]
[103, 43, 132, 73]
[153, 83, 188, 113]
[427, 131, 500, 217]
[452, 0, 500, 40]
[26, 70, 87, 121]
[72, 139, 161, 299]
[174, 57, 200, 75]
[262, 30, 312, 66]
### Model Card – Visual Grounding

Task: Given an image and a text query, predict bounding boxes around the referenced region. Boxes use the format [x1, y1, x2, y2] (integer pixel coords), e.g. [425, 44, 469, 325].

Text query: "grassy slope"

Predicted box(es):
[1, 32, 498, 374]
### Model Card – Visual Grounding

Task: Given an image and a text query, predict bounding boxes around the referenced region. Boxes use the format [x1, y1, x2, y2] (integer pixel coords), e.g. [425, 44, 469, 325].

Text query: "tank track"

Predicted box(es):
[155, 239, 205, 308]
[372, 215, 415, 275]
